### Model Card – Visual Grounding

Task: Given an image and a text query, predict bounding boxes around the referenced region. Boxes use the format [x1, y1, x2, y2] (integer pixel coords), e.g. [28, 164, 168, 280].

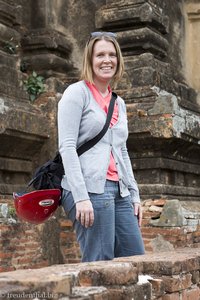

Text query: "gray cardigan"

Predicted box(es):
[58, 81, 140, 203]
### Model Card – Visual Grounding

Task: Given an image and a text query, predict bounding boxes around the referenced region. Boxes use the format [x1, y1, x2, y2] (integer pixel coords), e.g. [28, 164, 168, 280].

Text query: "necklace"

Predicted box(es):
[99, 89, 109, 98]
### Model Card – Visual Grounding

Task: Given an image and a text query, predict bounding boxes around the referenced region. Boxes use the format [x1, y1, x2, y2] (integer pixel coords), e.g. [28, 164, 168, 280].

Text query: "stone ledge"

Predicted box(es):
[114, 248, 200, 275]
[0, 248, 199, 299]
[0, 1, 22, 27]
[96, 2, 169, 34]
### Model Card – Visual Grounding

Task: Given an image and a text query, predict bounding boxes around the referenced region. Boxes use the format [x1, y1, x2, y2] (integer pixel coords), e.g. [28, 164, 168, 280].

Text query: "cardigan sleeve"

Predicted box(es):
[58, 83, 90, 202]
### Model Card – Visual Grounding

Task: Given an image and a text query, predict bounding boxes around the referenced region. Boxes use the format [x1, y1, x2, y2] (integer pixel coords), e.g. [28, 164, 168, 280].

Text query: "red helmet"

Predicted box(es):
[13, 189, 61, 224]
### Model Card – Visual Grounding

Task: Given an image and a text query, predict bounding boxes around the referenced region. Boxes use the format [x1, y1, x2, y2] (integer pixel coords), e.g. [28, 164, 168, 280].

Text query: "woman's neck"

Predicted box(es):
[93, 80, 109, 98]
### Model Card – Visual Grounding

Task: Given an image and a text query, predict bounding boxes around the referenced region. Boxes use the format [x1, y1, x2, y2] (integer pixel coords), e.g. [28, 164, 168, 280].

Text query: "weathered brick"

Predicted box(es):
[142, 232, 158, 239]
[142, 227, 185, 236]
[193, 229, 200, 237]
[29, 261, 49, 269]
[22, 244, 40, 250]
[162, 274, 192, 293]
[143, 199, 166, 207]
[0, 266, 15, 272]
[106, 283, 152, 300]
[60, 231, 76, 241]
[143, 199, 153, 206]
[0, 252, 12, 259]
[0, 274, 72, 300]
[73, 286, 109, 299]
[0, 248, 200, 299]
[194, 236, 200, 243]
[149, 205, 163, 212]
[78, 262, 138, 286]
[63, 245, 80, 256]
[148, 278, 165, 298]
[114, 249, 200, 276]
[191, 271, 200, 284]
[141, 219, 150, 226]
[162, 292, 180, 300]
[144, 244, 154, 252]
[182, 287, 200, 300]
[143, 211, 161, 219]
[59, 219, 73, 227]
[153, 199, 167, 206]
[16, 259, 34, 265]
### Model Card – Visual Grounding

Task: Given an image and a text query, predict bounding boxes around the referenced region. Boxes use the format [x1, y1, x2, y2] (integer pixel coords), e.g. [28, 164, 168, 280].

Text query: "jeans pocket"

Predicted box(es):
[89, 191, 114, 210]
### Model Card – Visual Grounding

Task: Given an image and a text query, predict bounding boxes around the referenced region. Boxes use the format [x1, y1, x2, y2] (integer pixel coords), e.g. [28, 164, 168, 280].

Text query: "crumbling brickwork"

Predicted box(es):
[0, 248, 200, 300]
[0, 0, 200, 279]
[2, 197, 200, 273]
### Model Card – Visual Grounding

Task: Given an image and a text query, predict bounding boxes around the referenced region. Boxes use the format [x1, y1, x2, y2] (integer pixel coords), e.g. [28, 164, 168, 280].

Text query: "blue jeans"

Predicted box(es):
[61, 180, 145, 262]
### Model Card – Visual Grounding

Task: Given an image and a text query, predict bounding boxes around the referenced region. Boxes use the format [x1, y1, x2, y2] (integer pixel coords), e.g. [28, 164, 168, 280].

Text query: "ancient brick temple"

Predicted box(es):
[0, 0, 200, 295]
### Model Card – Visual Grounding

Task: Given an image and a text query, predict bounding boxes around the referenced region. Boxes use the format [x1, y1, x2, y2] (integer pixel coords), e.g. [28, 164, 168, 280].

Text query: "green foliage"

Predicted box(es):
[23, 71, 45, 102]
[8, 206, 16, 218]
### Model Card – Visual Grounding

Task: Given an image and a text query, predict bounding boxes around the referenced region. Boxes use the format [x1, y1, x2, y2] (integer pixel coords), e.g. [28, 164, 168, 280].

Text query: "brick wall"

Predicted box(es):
[1, 197, 200, 272]
[0, 222, 49, 272]
[0, 248, 200, 300]
[59, 197, 200, 263]
[0, 198, 49, 272]
[142, 198, 200, 252]
[59, 218, 81, 263]
[0, 199, 65, 272]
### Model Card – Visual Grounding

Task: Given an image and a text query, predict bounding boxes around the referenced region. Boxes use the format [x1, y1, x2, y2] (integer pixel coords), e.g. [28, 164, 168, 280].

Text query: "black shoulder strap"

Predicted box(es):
[25, 92, 117, 190]
[77, 92, 117, 156]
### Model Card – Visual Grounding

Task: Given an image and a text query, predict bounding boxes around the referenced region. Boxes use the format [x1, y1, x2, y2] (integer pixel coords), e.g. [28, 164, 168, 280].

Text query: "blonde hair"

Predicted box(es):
[80, 33, 124, 88]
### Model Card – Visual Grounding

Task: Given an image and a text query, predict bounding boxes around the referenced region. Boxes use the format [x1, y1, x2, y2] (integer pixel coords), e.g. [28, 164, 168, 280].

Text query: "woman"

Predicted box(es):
[58, 32, 145, 262]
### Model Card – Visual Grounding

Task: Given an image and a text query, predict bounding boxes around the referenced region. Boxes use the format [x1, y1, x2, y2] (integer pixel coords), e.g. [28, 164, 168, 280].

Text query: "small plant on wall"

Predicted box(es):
[8, 206, 17, 219]
[23, 71, 45, 102]
[4, 37, 19, 54]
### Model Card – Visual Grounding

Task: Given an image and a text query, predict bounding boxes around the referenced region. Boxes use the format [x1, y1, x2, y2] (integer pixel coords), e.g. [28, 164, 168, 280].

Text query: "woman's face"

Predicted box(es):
[92, 39, 118, 84]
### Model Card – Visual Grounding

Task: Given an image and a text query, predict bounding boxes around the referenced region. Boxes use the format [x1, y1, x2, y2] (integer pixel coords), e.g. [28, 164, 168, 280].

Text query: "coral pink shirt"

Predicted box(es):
[86, 81, 119, 181]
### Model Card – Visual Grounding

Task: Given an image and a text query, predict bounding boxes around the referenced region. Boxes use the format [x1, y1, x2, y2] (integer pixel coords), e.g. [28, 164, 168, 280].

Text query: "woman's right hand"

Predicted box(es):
[76, 199, 94, 228]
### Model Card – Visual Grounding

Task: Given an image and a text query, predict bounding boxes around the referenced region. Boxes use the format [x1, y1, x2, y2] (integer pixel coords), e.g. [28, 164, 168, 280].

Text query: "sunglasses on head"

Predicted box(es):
[86, 32, 117, 45]
[90, 31, 117, 39]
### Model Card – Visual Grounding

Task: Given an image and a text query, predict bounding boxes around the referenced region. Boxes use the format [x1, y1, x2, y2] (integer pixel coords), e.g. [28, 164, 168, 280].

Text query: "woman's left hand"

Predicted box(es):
[134, 203, 142, 227]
